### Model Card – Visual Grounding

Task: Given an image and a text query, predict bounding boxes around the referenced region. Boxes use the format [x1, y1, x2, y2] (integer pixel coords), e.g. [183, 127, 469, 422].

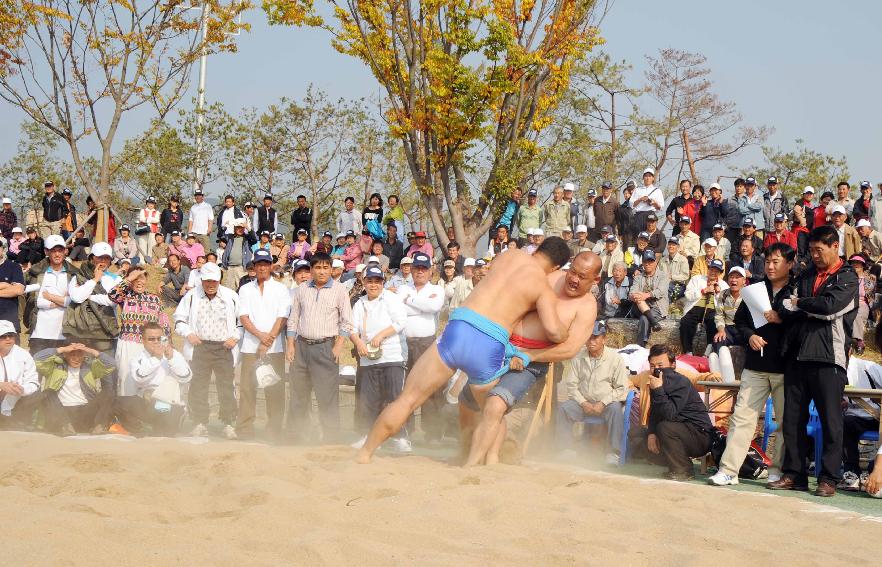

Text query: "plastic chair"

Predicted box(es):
[806, 401, 823, 480]
[762, 396, 778, 452]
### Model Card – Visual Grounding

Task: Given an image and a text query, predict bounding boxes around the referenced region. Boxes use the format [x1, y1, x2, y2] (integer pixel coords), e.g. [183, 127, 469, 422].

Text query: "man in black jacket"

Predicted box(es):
[729, 236, 765, 285]
[646, 344, 713, 481]
[42, 181, 66, 237]
[382, 222, 404, 271]
[769, 226, 858, 497]
[255, 193, 278, 235]
[700, 183, 729, 241]
[290, 194, 313, 242]
[709, 242, 796, 487]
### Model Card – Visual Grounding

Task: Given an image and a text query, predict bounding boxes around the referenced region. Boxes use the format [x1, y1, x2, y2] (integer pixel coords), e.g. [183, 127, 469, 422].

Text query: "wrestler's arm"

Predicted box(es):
[523, 301, 596, 362]
[535, 286, 568, 344]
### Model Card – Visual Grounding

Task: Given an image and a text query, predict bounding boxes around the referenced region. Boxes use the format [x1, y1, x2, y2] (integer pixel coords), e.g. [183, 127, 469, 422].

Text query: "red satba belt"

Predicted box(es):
[510, 334, 554, 349]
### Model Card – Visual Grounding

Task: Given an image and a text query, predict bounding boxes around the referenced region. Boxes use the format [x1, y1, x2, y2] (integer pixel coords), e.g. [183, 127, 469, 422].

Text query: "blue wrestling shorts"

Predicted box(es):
[437, 307, 528, 385]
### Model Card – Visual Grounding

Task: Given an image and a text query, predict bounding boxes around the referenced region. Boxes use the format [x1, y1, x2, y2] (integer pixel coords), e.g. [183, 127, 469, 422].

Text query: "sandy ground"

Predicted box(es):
[0, 432, 879, 566]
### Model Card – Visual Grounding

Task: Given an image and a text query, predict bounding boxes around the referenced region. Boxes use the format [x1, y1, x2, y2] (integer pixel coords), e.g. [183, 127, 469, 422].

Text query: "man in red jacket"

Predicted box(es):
[763, 213, 797, 252]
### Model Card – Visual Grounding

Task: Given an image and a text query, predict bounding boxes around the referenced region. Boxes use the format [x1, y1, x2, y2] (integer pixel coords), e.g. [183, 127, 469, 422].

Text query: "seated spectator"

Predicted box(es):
[271, 233, 289, 268]
[867, 449, 882, 498]
[591, 225, 616, 254]
[252, 230, 273, 253]
[488, 225, 511, 257]
[643, 213, 666, 253]
[598, 234, 624, 281]
[708, 267, 745, 383]
[629, 250, 669, 346]
[659, 236, 689, 305]
[690, 237, 725, 278]
[569, 224, 593, 259]
[711, 224, 730, 261]
[848, 254, 875, 354]
[161, 254, 190, 308]
[856, 219, 882, 263]
[0, 321, 42, 429]
[238, 261, 256, 289]
[645, 344, 713, 481]
[731, 237, 765, 284]
[831, 204, 861, 259]
[600, 262, 630, 319]
[151, 233, 169, 267]
[113, 225, 139, 265]
[763, 213, 797, 251]
[624, 232, 652, 276]
[68, 229, 91, 261]
[676, 216, 700, 266]
[385, 256, 414, 290]
[182, 232, 207, 269]
[680, 259, 728, 355]
[557, 321, 630, 463]
[330, 258, 344, 282]
[733, 218, 763, 261]
[115, 323, 192, 436]
[35, 344, 116, 436]
[17, 227, 46, 267]
[187, 255, 208, 289]
[369, 240, 390, 273]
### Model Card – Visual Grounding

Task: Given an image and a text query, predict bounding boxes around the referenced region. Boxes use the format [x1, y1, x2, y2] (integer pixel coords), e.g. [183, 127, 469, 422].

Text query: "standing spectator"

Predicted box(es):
[350, 265, 410, 452]
[0, 198, 17, 239]
[763, 213, 798, 251]
[814, 191, 834, 229]
[58, 189, 76, 241]
[382, 194, 406, 237]
[0, 237, 25, 332]
[629, 250, 669, 347]
[682, 185, 704, 230]
[516, 189, 543, 236]
[584, 190, 598, 241]
[287, 252, 352, 442]
[187, 189, 214, 251]
[113, 225, 139, 265]
[593, 181, 618, 241]
[174, 262, 240, 440]
[557, 321, 629, 462]
[830, 205, 861, 259]
[445, 258, 483, 311]
[665, 179, 692, 228]
[709, 243, 796, 486]
[616, 181, 636, 248]
[857, 219, 882, 262]
[542, 186, 570, 238]
[443, 241, 465, 275]
[108, 266, 170, 397]
[220, 219, 255, 291]
[383, 223, 404, 271]
[17, 227, 46, 267]
[848, 255, 874, 355]
[397, 253, 445, 443]
[64, 243, 121, 354]
[645, 344, 713, 481]
[361, 192, 384, 230]
[852, 181, 874, 223]
[23, 235, 71, 352]
[0, 321, 42, 429]
[563, 182, 580, 230]
[793, 186, 816, 240]
[35, 343, 116, 436]
[680, 259, 727, 355]
[724, 178, 747, 245]
[872, 182, 882, 233]
[762, 176, 789, 234]
[136, 196, 160, 262]
[738, 177, 764, 237]
[676, 216, 700, 264]
[159, 196, 183, 238]
[769, 226, 858, 497]
[496, 188, 521, 233]
[160, 254, 190, 307]
[336, 196, 362, 235]
[826, 181, 854, 219]
[405, 231, 434, 259]
[237, 249, 290, 440]
[216, 195, 245, 240]
[254, 193, 279, 235]
[701, 183, 729, 241]
[660, 237, 689, 304]
[41, 181, 65, 238]
[631, 167, 664, 235]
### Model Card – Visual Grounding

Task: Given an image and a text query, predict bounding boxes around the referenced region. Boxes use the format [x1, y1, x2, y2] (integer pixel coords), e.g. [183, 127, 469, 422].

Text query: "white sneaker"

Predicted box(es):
[190, 423, 208, 437]
[605, 453, 620, 465]
[391, 438, 412, 453]
[350, 435, 367, 449]
[707, 471, 739, 486]
[767, 473, 782, 484]
[223, 424, 238, 440]
[837, 471, 861, 491]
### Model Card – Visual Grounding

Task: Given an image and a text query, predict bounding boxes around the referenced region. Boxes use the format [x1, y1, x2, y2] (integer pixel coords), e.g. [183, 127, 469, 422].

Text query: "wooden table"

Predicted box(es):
[697, 380, 741, 418]
[843, 387, 882, 438]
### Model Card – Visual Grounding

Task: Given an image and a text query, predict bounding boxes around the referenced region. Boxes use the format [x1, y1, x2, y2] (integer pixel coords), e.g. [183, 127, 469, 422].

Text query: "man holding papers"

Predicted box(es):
[708, 242, 797, 487]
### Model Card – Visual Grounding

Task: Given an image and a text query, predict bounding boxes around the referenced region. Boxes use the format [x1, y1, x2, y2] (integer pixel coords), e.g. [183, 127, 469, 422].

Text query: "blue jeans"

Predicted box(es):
[557, 399, 624, 453]
[458, 362, 549, 411]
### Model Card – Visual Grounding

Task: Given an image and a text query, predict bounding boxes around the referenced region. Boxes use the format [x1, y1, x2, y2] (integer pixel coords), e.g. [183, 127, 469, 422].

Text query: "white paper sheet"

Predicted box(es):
[740, 282, 772, 328]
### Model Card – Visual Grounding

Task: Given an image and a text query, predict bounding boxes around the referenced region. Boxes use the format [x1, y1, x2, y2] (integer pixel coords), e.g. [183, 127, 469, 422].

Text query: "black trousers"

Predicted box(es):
[357, 363, 406, 437]
[115, 396, 185, 437]
[188, 342, 236, 426]
[43, 389, 113, 433]
[0, 392, 44, 429]
[290, 339, 340, 442]
[782, 361, 847, 484]
[655, 420, 712, 474]
[679, 306, 715, 354]
[843, 414, 879, 474]
[408, 335, 444, 440]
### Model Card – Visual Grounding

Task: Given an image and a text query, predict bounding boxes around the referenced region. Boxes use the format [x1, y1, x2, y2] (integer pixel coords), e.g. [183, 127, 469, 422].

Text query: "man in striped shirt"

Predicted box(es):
[287, 252, 353, 442]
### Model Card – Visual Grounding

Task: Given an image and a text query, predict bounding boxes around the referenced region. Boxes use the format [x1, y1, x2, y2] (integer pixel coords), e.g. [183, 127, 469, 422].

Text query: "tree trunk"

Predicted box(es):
[682, 129, 697, 182]
[609, 91, 616, 180]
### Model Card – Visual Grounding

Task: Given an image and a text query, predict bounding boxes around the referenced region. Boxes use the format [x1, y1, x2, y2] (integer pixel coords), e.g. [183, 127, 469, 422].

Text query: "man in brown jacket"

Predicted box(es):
[831, 205, 861, 259]
[593, 181, 619, 237]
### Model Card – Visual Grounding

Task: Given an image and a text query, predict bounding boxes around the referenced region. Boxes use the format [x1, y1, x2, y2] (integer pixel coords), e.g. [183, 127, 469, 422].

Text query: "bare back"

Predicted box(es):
[460, 249, 551, 331]
[513, 272, 595, 341]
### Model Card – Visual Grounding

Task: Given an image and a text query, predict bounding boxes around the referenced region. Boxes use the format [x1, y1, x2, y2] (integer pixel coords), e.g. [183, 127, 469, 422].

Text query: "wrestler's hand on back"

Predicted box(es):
[535, 287, 568, 344]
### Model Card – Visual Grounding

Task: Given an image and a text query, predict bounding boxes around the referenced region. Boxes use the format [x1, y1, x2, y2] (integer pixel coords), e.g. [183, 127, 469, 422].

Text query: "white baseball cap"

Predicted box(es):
[200, 262, 222, 281]
[355, 263, 366, 273]
[526, 228, 536, 236]
[831, 205, 847, 215]
[575, 224, 588, 234]
[534, 228, 544, 236]
[232, 218, 247, 228]
[463, 258, 476, 267]
[331, 259, 344, 269]
[400, 256, 414, 265]
[44, 234, 66, 250]
[728, 266, 747, 278]
[1, 198, 10, 204]
[857, 219, 872, 228]
[709, 182, 721, 190]
[563, 182, 575, 192]
[11, 227, 22, 234]
[703, 237, 718, 247]
[367, 255, 379, 263]
[803, 186, 815, 194]
[643, 166, 656, 176]
[0, 320, 17, 335]
[562, 226, 573, 233]
[90, 242, 113, 258]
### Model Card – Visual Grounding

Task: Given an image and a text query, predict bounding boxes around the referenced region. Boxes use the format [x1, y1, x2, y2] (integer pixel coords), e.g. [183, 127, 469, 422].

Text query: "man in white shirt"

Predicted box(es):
[397, 252, 445, 443]
[237, 249, 290, 440]
[336, 196, 362, 235]
[187, 189, 214, 251]
[64, 242, 122, 354]
[350, 266, 410, 452]
[0, 320, 41, 429]
[115, 322, 192, 436]
[631, 167, 664, 236]
[174, 262, 241, 440]
[24, 235, 72, 353]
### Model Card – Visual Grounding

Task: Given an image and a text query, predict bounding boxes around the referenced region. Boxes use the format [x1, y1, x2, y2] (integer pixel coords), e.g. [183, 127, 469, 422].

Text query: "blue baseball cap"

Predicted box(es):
[642, 249, 657, 262]
[293, 259, 310, 272]
[708, 259, 724, 272]
[475, 258, 488, 267]
[253, 249, 273, 264]
[592, 320, 607, 336]
[412, 253, 431, 268]
[364, 265, 384, 280]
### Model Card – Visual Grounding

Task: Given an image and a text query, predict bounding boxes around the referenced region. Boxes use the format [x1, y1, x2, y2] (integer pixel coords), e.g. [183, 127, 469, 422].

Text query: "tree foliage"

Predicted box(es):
[748, 140, 850, 201]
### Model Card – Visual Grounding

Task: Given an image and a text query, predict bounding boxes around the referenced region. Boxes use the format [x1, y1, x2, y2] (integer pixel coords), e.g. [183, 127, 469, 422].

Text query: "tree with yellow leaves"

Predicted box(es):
[0, 1, 250, 205]
[265, 0, 605, 254]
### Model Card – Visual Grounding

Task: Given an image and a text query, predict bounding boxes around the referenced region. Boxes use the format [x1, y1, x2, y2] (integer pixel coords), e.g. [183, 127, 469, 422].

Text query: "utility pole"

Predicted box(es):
[193, 2, 210, 192]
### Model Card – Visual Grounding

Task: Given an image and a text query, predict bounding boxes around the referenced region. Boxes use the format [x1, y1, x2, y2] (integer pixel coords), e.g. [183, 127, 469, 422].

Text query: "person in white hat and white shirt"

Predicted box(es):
[385, 256, 413, 291]
[0, 320, 42, 428]
[331, 258, 345, 282]
[23, 234, 74, 353]
[856, 218, 882, 263]
[525, 228, 544, 255]
[563, 182, 580, 230]
[173, 262, 241, 439]
[0, 236, 25, 333]
[0, 197, 17, 240]
[631, 167, 664, 235]
[65, 242, 121, 353]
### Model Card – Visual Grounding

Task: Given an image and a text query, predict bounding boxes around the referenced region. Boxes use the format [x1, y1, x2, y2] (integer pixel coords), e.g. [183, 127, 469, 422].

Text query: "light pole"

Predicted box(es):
[193, 2, 210, 192]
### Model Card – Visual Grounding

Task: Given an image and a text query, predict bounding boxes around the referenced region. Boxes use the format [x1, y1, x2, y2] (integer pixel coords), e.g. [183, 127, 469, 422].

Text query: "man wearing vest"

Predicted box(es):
[254, 193, 279, 235]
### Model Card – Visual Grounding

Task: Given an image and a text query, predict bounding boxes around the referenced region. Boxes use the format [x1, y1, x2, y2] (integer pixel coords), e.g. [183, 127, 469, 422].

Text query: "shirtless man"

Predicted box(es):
[461, 252, 601, 466]
[356, 237, 573, 463]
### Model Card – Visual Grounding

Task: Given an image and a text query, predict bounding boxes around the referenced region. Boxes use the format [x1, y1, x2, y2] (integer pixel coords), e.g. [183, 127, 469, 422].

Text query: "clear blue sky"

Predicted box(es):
[1, 0, 879, 187]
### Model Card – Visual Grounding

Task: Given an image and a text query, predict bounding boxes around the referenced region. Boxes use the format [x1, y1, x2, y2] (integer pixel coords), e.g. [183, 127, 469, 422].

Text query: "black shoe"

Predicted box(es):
[767, 476, 809, 491]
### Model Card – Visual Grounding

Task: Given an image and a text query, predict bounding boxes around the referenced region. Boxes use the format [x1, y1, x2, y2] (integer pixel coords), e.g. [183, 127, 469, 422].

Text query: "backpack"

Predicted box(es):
[709, 426, 771, 479]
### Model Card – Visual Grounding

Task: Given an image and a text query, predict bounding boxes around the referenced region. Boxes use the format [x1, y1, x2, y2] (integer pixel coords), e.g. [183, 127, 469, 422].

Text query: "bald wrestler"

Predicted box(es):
[356, 237, 573, 463]
[461, 252, 601, 466]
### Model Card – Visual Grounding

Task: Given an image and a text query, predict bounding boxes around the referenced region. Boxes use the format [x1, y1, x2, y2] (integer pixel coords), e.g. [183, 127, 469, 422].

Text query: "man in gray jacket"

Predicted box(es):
[763, 176, 790, 233]
[629, 250, 669, 346]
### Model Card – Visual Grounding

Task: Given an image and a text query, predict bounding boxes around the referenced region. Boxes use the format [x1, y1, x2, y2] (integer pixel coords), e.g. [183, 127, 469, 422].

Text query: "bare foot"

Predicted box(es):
[355, 449, 372, 464]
